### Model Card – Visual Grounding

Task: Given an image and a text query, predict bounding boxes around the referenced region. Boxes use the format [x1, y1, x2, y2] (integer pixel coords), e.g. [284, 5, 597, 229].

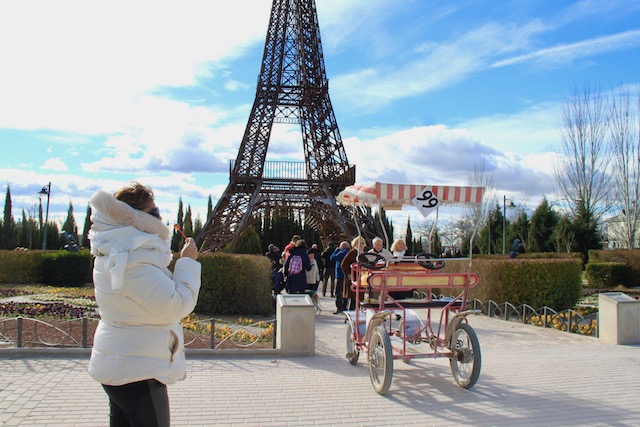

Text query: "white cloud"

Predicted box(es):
[493, 29, 640, 68]
[42, 158, 68, 172]
[0, 0, 270, 134]
[456, 102, 563, 155]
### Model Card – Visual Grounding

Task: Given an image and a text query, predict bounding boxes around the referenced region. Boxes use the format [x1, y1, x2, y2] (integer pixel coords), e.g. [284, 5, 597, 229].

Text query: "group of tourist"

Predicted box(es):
[266, 234, 410, 315]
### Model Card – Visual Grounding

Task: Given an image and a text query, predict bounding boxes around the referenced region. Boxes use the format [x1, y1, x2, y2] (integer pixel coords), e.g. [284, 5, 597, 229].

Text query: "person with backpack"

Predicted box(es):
[283, 239, 311, 294]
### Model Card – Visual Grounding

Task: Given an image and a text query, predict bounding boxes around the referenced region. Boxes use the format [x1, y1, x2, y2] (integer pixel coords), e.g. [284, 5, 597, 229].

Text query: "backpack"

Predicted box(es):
[288, 255, 303, 275]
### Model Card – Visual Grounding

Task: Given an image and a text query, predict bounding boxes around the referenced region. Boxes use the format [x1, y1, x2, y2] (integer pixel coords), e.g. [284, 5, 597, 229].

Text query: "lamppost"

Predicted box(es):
[39, 182, 51, 250]
[502, 195, 516, 254]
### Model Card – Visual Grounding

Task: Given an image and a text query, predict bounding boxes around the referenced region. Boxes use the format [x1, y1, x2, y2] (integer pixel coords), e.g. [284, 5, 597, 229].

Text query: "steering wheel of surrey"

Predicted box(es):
[357, 253, 387, 270]
[416, 253, 446, 270]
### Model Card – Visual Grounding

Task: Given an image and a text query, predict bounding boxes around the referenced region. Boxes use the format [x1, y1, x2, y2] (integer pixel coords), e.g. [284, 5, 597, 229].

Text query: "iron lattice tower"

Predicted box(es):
[198, 0, 361, 252]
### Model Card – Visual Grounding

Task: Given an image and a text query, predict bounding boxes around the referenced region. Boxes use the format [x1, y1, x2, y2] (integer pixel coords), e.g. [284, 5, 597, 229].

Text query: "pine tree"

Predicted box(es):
[184, 205, 193, 237]
[233, 226, 262, 254]
[18, 209, 28, 248]
[2, 185, 15, 249]
[62, 202, 78, 235]
[432, 228, 442, 256]
[81, 204, 92, 248]
[193, 215, 203, 238]
[405, 216, 413, 250]
[171, 198, 184, 251]
[528, 197, 558, 253]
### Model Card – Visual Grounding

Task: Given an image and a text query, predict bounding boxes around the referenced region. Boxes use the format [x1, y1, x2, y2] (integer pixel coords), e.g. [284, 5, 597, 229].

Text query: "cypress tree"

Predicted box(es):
[62, 202, 78, 236]
[184, 205, 193, 237]
[81, 204, 92, 249]
[405, 216, 413, 249]
[172, 198, 184, 251]
[2, 185, 15, 249]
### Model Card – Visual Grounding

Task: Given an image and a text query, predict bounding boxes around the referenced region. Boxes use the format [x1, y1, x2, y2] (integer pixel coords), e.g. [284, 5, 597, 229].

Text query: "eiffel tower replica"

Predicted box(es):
[198, 0, 367, 252]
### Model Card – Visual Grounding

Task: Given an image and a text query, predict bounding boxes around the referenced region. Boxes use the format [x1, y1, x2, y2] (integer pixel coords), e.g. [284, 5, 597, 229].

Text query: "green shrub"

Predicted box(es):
[195, 252, 273, 316]
[41, 251, 93, 287]
[1, 249, 274, 315]
[0, 250, 47, 283]
[439, 258, 582, 310]
[588, 249, 640, 287]
[585, 262, 632, 289]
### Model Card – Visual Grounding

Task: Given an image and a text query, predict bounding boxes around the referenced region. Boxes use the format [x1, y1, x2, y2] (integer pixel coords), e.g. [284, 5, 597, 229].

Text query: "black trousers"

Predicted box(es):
[102, 379, 170, 427]
[322, 268, 335, 295]
[335, 277, 345, 312]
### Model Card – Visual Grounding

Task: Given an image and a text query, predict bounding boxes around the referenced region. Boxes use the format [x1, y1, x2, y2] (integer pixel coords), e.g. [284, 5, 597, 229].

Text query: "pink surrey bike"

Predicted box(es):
[336, 182, 485, 395]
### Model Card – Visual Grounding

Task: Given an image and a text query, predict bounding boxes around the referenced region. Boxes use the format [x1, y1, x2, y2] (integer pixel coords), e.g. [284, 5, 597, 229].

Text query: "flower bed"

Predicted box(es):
[0, 285, 274, 350]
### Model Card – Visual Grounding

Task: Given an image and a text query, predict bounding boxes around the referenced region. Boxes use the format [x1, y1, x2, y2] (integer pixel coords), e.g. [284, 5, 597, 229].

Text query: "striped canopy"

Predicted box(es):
[336, 182, 485, 209]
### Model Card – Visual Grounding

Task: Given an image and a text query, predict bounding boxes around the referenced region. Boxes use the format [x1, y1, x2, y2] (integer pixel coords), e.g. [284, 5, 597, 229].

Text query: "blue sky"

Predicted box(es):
[1, 0, 639, 234]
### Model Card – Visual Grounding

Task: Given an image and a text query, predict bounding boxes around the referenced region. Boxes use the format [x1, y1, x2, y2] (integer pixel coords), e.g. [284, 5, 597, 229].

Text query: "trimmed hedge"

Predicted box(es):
[193, 252, 273, 316]
[0, 250, 47, 283]
[588, 249, 640, 287]
[439, 257, 583, 310]
[585, 262, 632, 289]
[1, 250, 274, 315]
[41, 251, 93, 287]
[0, 250, 94, 286]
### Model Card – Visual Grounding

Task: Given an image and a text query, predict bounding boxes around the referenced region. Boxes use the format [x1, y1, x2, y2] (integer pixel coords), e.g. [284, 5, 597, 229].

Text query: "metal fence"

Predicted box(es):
[0, 298, 598, 350]
[0, 316, 277, 350]
[468, 299, 598, 337]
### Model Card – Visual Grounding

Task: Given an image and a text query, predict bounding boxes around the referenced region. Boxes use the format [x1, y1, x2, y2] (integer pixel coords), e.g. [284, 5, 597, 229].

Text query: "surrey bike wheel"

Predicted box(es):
[346, 321, 360, 365]
[368, 325, 393, 395]
[449, 323, 481, 389]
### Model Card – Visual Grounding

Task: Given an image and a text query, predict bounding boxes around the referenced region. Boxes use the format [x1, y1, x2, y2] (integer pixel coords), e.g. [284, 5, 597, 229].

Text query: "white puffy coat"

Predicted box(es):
[88, 190, 201, 386]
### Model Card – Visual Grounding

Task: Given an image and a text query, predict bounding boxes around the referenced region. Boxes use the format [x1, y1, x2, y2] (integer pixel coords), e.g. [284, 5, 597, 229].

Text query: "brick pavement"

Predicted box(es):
[2, 294, 640, 426]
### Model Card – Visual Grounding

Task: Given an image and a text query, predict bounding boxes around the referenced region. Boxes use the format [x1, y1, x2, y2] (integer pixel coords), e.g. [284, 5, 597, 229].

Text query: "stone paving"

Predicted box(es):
[2, 294, 640, 426]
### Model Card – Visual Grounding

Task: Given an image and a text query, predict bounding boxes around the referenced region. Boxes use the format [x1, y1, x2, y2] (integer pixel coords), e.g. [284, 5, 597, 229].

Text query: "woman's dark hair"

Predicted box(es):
[295, 239, 308, 249]
[114, 182, 155, 211]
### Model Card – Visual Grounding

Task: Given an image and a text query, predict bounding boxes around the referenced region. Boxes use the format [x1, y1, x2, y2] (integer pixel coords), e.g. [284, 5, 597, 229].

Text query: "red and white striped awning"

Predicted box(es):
[336, 182, 485, 208]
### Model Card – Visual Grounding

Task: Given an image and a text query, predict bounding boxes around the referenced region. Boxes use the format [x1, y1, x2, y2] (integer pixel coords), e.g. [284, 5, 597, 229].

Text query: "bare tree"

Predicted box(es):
[608, 87, 640, 248]
[554, 83, 611, 260]
[467, 160, 496, 253]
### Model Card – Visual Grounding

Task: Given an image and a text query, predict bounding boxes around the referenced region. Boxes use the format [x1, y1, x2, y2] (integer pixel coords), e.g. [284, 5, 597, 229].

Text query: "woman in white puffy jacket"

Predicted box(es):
[88, 182, 201, 427]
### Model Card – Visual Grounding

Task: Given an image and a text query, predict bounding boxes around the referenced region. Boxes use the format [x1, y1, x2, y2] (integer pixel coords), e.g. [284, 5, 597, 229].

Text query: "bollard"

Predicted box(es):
[599, 292, 640, 345]
[276, 294, 315, 356]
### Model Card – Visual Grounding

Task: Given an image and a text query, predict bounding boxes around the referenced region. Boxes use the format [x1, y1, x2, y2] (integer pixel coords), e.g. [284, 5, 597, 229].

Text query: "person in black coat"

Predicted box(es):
[265, 244, 282, 292]
[283, 239, 312, 293]
[321, 241, 336, 297]
[509, 238, 526, 259]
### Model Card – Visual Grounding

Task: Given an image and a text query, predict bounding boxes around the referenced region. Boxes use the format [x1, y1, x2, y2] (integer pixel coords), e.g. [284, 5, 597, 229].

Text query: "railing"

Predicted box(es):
[230, 160, 355, 184]
[422, 293, 598, 337]
[471, 299, 597, 337]
[0, 316, 276, 350]
[0, 298, 598, 350]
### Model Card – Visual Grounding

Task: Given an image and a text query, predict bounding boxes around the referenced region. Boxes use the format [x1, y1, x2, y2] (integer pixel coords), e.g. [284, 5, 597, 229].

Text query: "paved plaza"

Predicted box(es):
[2, 294, 640, 426]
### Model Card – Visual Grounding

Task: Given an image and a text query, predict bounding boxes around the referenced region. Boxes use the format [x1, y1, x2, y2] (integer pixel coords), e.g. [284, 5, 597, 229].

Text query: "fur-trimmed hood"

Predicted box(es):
[89, 190, 170, 240]
[88, 190, 172, 290]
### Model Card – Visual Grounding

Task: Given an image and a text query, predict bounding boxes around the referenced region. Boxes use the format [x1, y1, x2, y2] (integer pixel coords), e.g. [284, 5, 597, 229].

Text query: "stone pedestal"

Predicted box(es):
[599, 292, 640, 345]
[276, 294, 315, 355]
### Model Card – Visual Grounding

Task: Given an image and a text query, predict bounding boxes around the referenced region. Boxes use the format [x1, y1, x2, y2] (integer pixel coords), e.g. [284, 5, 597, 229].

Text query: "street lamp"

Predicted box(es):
[502, 195, 516, 254]
[39, 182, 51, 250]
